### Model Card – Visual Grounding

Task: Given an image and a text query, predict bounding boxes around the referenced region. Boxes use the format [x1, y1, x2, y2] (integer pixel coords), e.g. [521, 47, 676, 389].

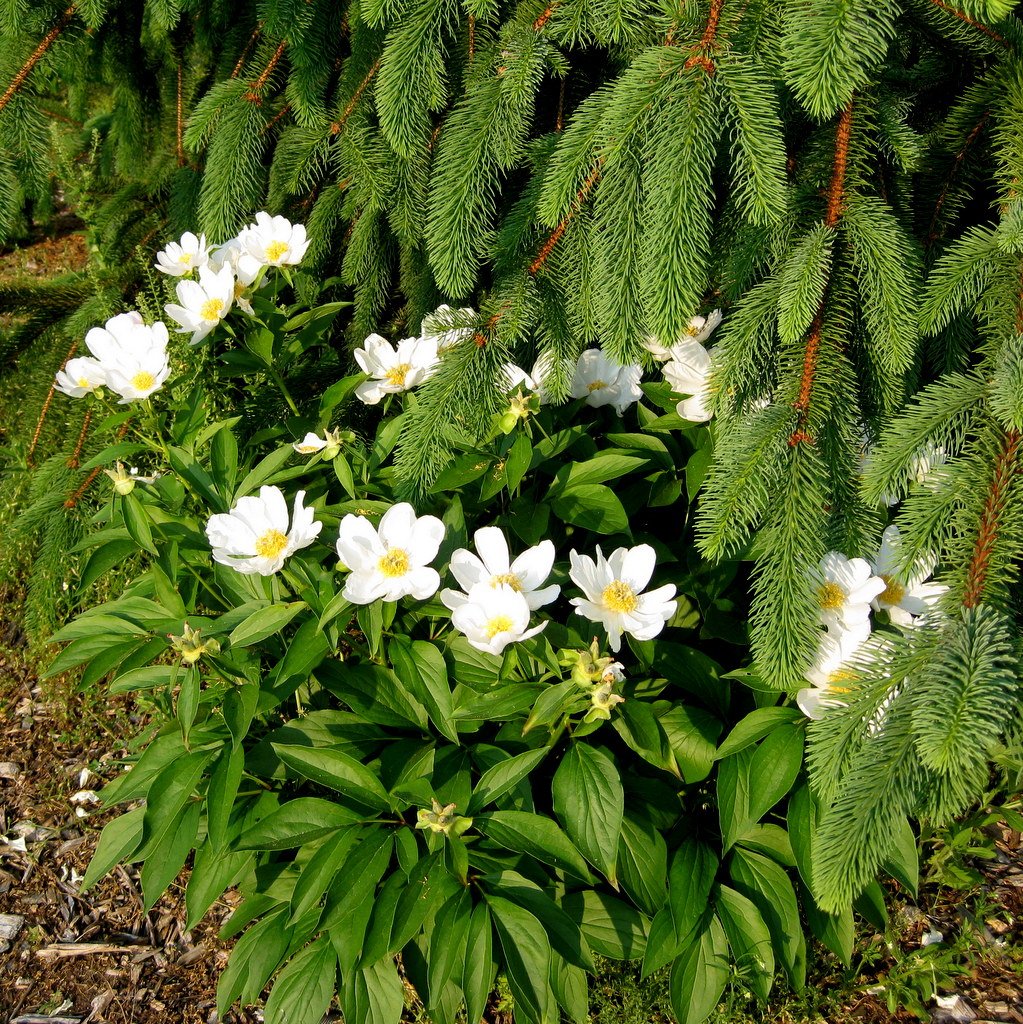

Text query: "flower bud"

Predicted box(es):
[104, 461, 135, 495]
[167, 622, 221, 664]
[415, 797, 473, 836]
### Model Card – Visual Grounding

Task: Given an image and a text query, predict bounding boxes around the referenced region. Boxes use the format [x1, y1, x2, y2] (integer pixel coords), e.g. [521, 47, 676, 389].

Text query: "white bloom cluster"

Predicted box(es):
[54, 312, 171, 404]
[205, 493, 678, 657]
[158, 212, 310, 344]
[646, 310, 723, 424]
[798, 527, 947, 720]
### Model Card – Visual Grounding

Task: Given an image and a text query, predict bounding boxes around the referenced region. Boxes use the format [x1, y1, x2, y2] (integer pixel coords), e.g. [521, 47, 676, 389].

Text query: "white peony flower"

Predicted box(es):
[237, 211, 310, 267]
[165, 264, 236, 344]
[336, 502, 444, 603]
[206, 486, 322, 576]
[501, 363, 538, 391]
[420, 304, 477, 355]
[155, 231, 211, 277]
[569, 544, 677, 653]
[440, 527, 559, 612]
[797, 622, 870, 720]
[293, 432, 327, 454]
[209, 237, 264, 315]
[449, 582, 547, 655]
[54, 356, 107, 398]
[644, 310, 723, 360]
[662, 340, 714, 423]
[569, 349, 644, 415]
[353, 334, 440, 405]
[815, 552, 886, 633]
[74, 313, 172, 404]
[869, 525, 948, 626]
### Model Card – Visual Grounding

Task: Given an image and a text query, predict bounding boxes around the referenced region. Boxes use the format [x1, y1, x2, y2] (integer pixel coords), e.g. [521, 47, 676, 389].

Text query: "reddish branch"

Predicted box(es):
[65, 421, 131, 509]
[468, 14, 476, 61]
[245, 40, 287, 103]
[231, 25, 262, 78]
[28, 338, 80, 467]
[0, 4, 77, 116]
[790, 102, 854, 443]
[176, 61, 185, 166]
[529, 161, 603, 276]
[533, 3, 557, 31]
[963, 429, 1021, 608]
[332, 59, 381, 133]
[684, 0, 724, 74]
[67, 409, 92, 469]
[261, 103, 292, 135]
[928, 111, 989, 244]
[928, 0, 1010, 47]
[471, 307, 510, 348]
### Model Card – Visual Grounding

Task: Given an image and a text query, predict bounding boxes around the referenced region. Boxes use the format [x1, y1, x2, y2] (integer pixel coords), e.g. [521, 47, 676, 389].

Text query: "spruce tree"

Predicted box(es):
[3, 0, 1023, 937]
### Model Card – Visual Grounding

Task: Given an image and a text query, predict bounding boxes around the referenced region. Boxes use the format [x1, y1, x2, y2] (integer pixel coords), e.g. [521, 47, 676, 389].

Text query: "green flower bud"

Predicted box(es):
[415, 797, 473, 836]
[104, 461, 135, 496]
[167, 622, 221, 664]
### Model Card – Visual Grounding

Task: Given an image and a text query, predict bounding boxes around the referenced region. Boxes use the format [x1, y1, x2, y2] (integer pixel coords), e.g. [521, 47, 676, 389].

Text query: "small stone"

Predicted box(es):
[0, 762, 20, 780]
[0, 914, 25, 942]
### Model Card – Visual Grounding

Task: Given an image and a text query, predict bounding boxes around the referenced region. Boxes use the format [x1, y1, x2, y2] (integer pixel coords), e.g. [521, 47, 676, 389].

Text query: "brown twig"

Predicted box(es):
[533, 3, 557, 30]
[66, 408, 92, 469]
[790, 103, 854, 442]
[684, 0, 724, 74]
[244, 39, 287, 103]
[928, 0, 1010, 47]
[0, 4, 77, 116]
[331, 59, 381, 133]
[963, 428, 1021, 608]
[529, 160, 603, 276]
[175, 60, 185, 166]
[468, 14, 476, 62]
[64, 421, 131, 509]
[28, 337, 80, 467]
[230, 24, 262, 79]
[260, 102, 292, 136]
[471, 307, 510, 348]
[556, 77, 565, 132]
[928, 110, 989, 245]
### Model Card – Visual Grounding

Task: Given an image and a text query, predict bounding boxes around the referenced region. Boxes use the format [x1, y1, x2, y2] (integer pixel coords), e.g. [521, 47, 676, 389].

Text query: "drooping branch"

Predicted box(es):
[176, 60, 185, 166]
[28, 337, 80, 467]
[231, 25, 262, 79]
[790, 101, 854, 442]
[0, 4, 77, 116]
[67, 409, 92, 469]
[684, 0, 724, 74]
[928, 110, 989, 244]
[928, 0, 1010, 47]
[963, 428, 1021, 608]
[64, 421, 131, 509]
[244, 40, 288, 103]
[331, 59, 381, 133]
[533, 4, 557, 31]
[528, 161, 603, 276]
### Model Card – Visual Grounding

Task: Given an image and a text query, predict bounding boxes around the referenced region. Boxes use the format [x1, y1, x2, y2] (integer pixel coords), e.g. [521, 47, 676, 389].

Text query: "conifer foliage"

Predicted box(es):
[4, 0, 1023, 1014]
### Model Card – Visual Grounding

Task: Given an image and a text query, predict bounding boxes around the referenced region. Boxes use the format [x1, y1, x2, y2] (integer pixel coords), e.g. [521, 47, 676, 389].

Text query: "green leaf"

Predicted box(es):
[617, 812, 669, 917]
[487, 895, 553, 1024]
[730, 847, 806, 990]
[715, 706, 803, 760]
[234, 446, 296, 499]
[668, 914, 729, 1024]
[475, 810, 594, 882]
[343, 958, 405, 1024]
[613, 699, 680, 778]
[552, 743, 624, 884]
[273, 743, 391, 812]
[228, 602, 306, 649]
[81, 805, 145, 891]
[658, 705, 722, 784]
[550, 484, 630, 535]
[289, 829, 359, 924]
[560, 890, 649, 960]
[141, 799, 199, 911]
[715, 884, 774, 1002]
[468, 747, 548, 814]
[263, 937, 337, 1024]
[121, 492, 157, 555]
[881, 816, 918, 897]
[462, 903, 496, 1024]
[390, 637, 458, 744]
[234, 798, 361, 850]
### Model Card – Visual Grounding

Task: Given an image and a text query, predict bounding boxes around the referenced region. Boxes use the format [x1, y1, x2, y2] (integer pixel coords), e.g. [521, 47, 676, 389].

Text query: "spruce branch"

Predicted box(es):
[67, 408, 92, 470]
[0, 3, 77, 116]
[28, 336, 79, 468]
[684, 0, 724, 75]
[927, 0, 1011, 47]
[332, 59, 381, 133]
[231, 24, 263, 78]
[928, 110, 989, 245]
[528, 159, 601, 276]
[245, 39, 288, 104]
[963, 427, 1021, 608]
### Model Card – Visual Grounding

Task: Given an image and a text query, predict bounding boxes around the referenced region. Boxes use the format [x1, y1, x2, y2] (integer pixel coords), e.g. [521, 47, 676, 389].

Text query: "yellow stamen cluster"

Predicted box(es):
[378, 548, 410, 578]
[177, 253, 193, 264]
[264, 240, 289, 262]
[384, 363, 412, 387]
[486, 615, 514, 639]
[878, 574, 905, 605]
[490, 572, 522, 591]
[818, 582, 846, 609]
[131, 371, 155, 391]
[200, 298, 224, 322]
[602, 580, 638, 613]
[254, 528, 289, 559]
[587, 379, 607, 393]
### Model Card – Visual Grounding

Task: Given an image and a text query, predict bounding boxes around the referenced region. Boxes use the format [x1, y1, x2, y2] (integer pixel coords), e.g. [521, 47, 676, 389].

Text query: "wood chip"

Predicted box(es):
[35, 941, 151, 959]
